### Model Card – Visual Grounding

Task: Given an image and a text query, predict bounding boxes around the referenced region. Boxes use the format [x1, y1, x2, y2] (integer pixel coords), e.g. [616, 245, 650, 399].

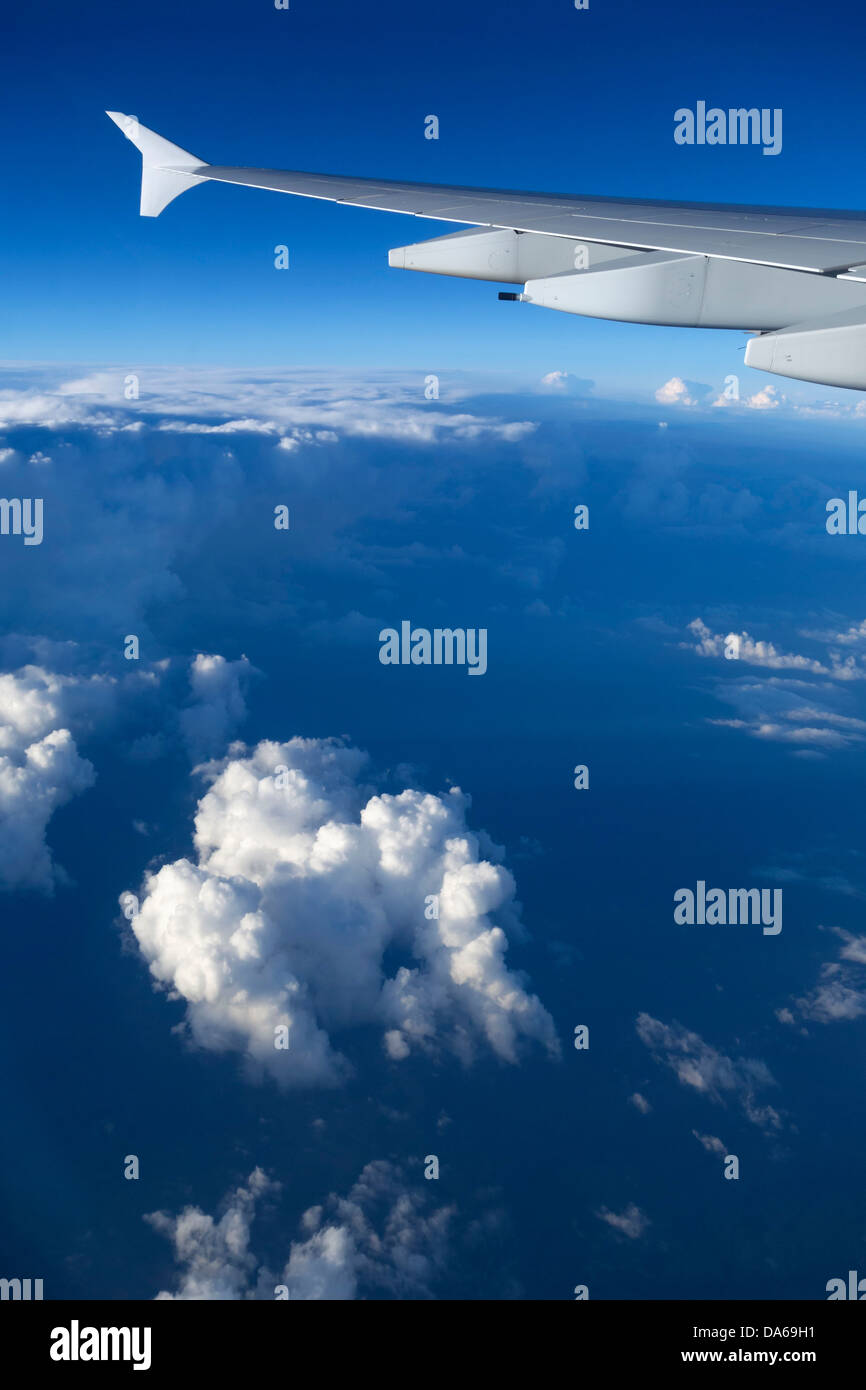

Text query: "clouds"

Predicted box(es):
[655, 376, 706, 407]
[538, 371, 594, 397]
[692, 1131, 727, 1154]
[0, 364, 537, 447]
[685, 617, 859, 679]
[785, 928, 866, 1025]
[742, 384, 780, 411]
[148, 1168, 276, 1301]
[654, 372, 866, 417]
[706, 689, 866, 751]
[802, 619, 866, 647]
[713, 382, 783, 411]
[654, 375, 777, 410]
[596, 1203, 650, 1239]
[125, 736, 558, 1087]
[636, 1013, 781, 1131]
[0, 363, 550, 660]
[796, 970, 866, 1023]
[0, 649, 259, 892]
[149, 1161, 454, 1300]
[0, 665, 109, 890]
[179, 654, 257, 765]
[0, 725, 94, 892]
[278, 1160, 454, 1300]
[655, 374, 856, 415]
[683, 616, 866, 754]
[0, 664, 114, 747]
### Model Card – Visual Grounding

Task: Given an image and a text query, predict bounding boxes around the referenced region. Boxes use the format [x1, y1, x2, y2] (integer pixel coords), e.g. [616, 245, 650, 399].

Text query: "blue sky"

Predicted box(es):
[3, 0, 866, 1304]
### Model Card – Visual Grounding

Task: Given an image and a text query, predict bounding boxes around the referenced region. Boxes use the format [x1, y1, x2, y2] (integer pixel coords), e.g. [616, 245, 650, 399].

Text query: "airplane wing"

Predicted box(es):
[105, 111, 866, 389]
[105, 110, 866, 276]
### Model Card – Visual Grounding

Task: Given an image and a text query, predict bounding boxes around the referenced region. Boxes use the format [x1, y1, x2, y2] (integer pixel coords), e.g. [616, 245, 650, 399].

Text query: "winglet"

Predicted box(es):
[106, 111, 209, 217]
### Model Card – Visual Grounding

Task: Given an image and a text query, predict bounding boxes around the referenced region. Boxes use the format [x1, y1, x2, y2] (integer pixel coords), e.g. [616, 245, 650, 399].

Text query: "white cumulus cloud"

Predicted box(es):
[655, 377, 700, 406]
[125, 737, 558, 1087]
[0, 665, 113, 891]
